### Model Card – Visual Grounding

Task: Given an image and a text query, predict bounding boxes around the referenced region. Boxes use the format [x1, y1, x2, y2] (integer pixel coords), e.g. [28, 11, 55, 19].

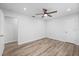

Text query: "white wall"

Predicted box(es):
[18, 16, 45, 44]
[2, 10, 45, 45]
[0, 9, 4, 56]
[47, 13, 79, 45]
[4, 16, 18, 43]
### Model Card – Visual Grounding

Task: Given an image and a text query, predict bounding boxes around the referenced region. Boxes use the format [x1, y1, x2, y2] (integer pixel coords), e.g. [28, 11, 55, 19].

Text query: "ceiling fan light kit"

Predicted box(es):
[44, 14, 48, 17]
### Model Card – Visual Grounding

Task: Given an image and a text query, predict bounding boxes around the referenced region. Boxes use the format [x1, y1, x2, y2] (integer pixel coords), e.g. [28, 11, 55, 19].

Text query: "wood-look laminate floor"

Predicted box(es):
[3, 38, 79, 56]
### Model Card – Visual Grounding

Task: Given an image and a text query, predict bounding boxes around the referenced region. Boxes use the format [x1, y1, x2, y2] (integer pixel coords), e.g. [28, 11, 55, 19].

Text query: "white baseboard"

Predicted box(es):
[18, 36, 46, 45]
[47, 36, 79, 45]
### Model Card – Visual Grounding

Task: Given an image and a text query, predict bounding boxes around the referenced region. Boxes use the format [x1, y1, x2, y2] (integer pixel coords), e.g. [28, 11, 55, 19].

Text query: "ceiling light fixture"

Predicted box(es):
[24, 8, 26, 11]
[44, 14, 47, 17]
[67, 8, 71, 11]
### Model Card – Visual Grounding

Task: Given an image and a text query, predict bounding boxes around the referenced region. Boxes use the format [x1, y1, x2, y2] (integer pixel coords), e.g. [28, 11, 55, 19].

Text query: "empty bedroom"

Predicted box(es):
[0, 3, 79, 56]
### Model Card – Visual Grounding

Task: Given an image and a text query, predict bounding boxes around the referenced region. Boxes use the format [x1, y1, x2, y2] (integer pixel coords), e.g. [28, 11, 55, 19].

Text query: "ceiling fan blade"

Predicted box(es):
[32, 16, 35, 18]
[43, 9, 47, 11]
[43, 9, 47, 14]
[47, 10, 57, 14]
[48, 14, 52, 17]
[42, 15, 44, 18]
[36, 13, 43, 15]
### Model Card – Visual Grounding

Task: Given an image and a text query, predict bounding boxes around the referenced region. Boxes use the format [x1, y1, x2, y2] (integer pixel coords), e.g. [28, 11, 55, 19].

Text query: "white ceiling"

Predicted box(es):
[0, 3, 79, 19]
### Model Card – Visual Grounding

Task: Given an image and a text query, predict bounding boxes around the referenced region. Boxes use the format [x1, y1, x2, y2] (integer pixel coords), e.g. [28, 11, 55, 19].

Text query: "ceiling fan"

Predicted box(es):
[32, 8, 57, 18]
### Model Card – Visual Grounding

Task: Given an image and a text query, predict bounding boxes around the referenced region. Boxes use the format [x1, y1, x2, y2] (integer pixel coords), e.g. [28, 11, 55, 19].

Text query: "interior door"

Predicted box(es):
[4, 16, 18, 43]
